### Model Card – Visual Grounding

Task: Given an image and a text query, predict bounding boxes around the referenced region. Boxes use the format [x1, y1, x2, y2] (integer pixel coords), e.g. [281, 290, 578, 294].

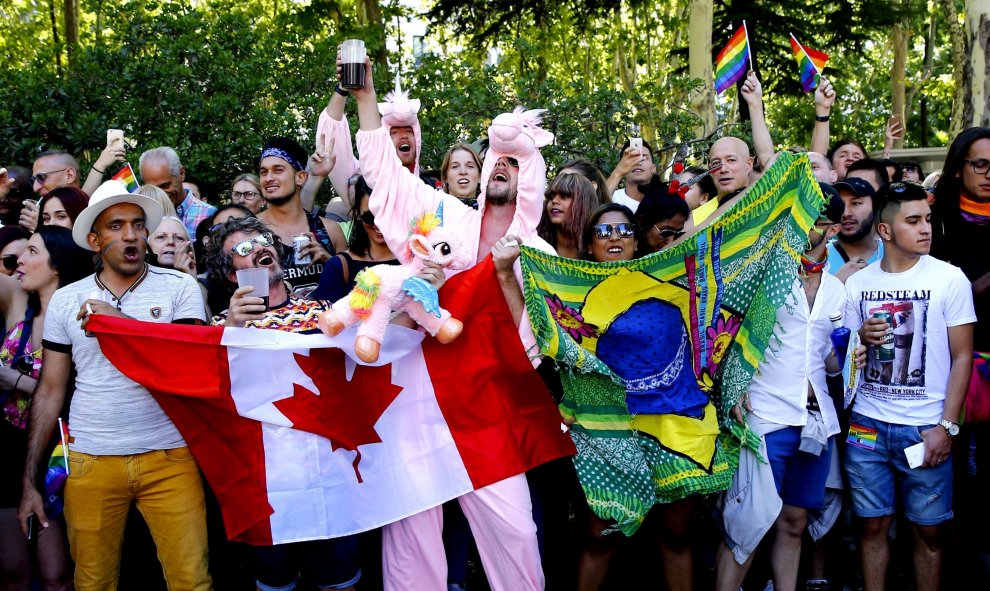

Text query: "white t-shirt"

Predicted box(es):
[611, 188, 642, 213]
[749, 273, 845, 437]
[844, 256, 976, 425]
[43, 266, 207, 455]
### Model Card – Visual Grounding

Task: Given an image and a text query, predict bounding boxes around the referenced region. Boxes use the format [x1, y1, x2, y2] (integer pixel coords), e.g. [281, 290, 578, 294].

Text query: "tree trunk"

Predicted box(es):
[890, 17, 909, 149]
[63, 0, 78, 67]
[357, 0, 388, 66]
[949, 0, 967, 133]
[962, 0, 990, 129]
[48, 0, 62, 77]
[688, 0, 715, 135]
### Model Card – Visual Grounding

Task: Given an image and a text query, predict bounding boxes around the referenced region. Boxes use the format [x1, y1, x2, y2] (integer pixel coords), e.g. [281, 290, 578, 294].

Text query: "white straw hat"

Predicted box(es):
[72, 180, 164, 250]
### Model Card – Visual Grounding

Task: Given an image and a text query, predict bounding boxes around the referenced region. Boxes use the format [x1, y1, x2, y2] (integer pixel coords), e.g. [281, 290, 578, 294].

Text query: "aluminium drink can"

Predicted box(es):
[871, 310, 895, 362]
[292, 235, 312, 266]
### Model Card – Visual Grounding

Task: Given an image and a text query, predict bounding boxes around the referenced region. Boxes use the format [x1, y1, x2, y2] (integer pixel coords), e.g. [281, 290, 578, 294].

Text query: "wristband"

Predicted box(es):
[815, 115, 830, 122]
[334, 84, 349, 97]
[14, 373, 22, 392]
[92, 165, 106, 174]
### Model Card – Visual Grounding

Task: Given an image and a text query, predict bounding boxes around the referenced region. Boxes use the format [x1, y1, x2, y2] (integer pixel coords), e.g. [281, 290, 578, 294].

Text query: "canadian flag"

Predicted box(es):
[89, 258, 574, 545]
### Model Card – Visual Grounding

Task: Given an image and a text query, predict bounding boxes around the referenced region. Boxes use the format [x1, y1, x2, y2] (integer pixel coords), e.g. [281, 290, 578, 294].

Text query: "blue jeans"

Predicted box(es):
[844, 412, 953, 525]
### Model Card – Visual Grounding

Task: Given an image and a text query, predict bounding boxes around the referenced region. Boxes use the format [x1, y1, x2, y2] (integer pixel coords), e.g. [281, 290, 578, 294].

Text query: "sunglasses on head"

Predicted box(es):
[591, 222, 636, 240]
[1, 255, 17, 272]
[359, 211, 376, 226]
[230, 233, 274, 257]
[653, 225, 685, 240]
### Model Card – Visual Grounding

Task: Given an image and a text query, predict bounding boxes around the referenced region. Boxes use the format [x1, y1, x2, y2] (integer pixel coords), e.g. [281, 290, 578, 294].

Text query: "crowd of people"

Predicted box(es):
[0, 50, 987, 591]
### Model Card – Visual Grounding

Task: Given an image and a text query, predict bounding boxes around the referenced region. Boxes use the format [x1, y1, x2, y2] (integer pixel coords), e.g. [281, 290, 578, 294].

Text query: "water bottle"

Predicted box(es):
[829, 312, 851, 369]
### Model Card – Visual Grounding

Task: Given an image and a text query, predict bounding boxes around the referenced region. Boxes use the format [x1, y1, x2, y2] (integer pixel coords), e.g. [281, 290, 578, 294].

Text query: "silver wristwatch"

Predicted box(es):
[939, 419, 960, 437]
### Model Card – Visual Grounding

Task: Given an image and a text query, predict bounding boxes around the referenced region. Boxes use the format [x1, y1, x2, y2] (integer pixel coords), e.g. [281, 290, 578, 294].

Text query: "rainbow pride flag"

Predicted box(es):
[111, 162, 140, 193]
[714, 23, 751, 94]
[790, 34, 828, 93]
[43, 418, 69, 517]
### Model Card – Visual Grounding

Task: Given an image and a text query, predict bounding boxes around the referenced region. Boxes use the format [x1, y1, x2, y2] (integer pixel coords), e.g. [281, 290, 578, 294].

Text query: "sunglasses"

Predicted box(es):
[230, 233, 274, 257]
[1, 255, 17, 272]
[591, 222, 636, 240]
[11, 354, 35, 375]
[30, 168, 68, 185]
[654, 225, 685, 240]
[359, 211, 376, 226]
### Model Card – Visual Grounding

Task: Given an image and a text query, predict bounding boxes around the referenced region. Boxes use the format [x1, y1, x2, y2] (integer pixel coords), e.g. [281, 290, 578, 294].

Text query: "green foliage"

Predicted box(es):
[0, 0, 958, 211]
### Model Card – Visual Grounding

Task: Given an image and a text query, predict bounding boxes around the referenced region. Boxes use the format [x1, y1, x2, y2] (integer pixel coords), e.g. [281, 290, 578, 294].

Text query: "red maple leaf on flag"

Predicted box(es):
[272, 348, 402, 483]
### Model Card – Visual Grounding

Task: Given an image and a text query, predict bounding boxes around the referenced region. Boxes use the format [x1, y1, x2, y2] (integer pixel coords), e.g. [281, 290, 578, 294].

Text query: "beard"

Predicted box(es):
[484, 182, 514, 207]
[268, 267, 285, 286]
[840, 212, 875, 243]
[263, 192, 294, 207]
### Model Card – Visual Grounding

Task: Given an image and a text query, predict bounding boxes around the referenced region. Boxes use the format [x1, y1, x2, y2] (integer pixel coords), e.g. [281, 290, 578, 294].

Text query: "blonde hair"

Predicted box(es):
[231, 173, 262, 193]
[153, 215, 190, 240]
[137, 184, 178, 217]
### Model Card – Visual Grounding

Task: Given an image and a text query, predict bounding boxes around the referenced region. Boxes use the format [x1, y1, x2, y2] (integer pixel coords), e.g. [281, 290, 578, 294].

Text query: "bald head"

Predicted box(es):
[32, 151, 81, 197]
[709, 137, 753, 199]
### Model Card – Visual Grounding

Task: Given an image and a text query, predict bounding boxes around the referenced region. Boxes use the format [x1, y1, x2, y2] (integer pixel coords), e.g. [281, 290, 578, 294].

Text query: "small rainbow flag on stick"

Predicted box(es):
[790, 34, 829, 93]
[111, 162, 140, 193]
[43, 418, 70, 517]
[715, 21, 752, 94]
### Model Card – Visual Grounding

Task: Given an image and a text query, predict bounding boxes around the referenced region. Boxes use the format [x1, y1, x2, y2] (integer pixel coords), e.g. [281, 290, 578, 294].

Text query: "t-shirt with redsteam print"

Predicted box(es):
[843, 255, 976, 426]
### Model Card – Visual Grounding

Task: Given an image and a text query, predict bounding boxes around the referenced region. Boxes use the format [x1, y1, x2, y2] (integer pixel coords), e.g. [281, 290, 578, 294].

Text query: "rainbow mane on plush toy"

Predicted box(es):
[318, 203, 474, 363]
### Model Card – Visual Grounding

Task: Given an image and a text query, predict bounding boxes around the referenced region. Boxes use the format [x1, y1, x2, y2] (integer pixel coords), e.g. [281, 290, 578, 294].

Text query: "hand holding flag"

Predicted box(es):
[790, 34, 829, 93]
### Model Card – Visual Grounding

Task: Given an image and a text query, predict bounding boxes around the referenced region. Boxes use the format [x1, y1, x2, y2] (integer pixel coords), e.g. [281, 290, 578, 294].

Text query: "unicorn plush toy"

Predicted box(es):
[318, 203, 473, 363]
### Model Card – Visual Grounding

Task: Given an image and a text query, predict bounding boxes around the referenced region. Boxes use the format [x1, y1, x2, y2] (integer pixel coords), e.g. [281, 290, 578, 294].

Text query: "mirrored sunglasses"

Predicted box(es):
[230, 233, 274, 257]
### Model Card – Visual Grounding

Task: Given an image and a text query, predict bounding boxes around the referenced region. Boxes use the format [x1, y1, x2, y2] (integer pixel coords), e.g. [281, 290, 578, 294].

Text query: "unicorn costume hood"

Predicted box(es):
[378, 74, 423, 175]
[355, 103, 555, 362]
[477, 106, 554, 241]
[315, 72, 425, 202]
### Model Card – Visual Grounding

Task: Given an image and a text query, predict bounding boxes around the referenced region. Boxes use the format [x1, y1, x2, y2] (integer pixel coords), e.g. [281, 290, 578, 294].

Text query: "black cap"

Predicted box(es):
[833, 176, 876, 198]
[818, 182, 845, 224]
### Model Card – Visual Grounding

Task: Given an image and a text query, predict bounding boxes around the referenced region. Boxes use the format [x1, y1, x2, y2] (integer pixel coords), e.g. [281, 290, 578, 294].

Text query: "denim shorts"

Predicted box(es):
[844, 412, 953, 525]
[764, 426, 833, 509]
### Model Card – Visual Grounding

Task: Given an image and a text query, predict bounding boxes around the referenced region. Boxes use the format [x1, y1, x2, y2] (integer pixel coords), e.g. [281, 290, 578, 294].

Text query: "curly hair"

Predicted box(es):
[205, 216, 284, 285]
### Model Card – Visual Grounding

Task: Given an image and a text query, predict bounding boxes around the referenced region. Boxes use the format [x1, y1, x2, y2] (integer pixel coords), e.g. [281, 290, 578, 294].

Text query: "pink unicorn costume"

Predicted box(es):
[354, 107, 554, 591]
[316, 83, 426, 200]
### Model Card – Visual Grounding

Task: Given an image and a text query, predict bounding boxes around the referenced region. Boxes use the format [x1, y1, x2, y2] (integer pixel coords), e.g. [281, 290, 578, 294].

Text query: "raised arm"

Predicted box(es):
[347, 54, 477, 257]
[740, 70, 774, 168]
[809, 76, 835, 156]
[309, 88, 360, 209]
[82, 143, 126, 196]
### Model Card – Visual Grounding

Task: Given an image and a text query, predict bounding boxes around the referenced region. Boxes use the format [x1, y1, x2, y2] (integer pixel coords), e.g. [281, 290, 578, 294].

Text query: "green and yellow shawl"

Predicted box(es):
[519, 152, 824, 536]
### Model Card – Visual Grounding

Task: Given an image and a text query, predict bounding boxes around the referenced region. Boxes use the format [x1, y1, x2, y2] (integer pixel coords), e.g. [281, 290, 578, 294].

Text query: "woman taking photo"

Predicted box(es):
[1, 225, 94, 591]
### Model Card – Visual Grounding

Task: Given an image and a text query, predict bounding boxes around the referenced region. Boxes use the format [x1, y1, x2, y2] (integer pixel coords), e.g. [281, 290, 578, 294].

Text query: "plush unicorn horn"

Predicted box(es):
[378, 70, 423, 173]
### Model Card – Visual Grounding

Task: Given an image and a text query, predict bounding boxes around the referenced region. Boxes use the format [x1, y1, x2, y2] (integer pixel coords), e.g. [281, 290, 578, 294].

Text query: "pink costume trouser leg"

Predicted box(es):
[382, 474, 544, 591]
